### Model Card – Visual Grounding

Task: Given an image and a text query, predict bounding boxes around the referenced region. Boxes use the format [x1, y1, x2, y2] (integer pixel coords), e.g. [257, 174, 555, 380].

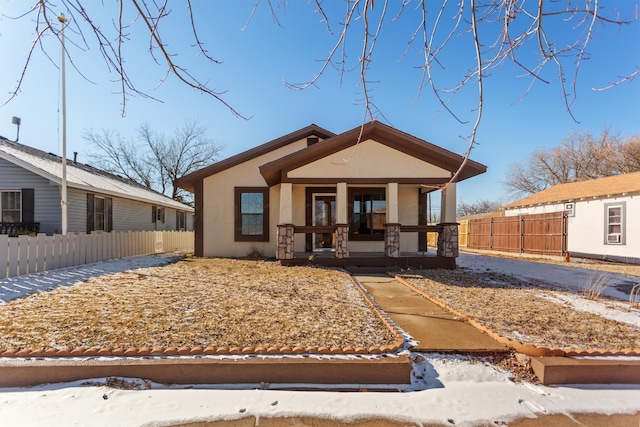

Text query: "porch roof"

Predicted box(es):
[259, 121, 487, 186]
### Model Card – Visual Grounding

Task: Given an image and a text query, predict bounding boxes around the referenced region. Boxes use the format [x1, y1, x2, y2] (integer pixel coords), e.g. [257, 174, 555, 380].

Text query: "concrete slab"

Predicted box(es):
[531, 356, 640, 385]
[0, 356, 412, 388]
[356, 275, 508, 354]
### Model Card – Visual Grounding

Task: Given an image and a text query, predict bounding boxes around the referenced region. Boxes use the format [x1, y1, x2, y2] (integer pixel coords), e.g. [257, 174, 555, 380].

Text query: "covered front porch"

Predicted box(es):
[274, 181, 460, 270]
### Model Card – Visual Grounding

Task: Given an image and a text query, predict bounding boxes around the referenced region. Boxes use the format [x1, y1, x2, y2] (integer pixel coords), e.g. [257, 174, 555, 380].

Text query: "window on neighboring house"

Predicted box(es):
[1, 191, 21, 222]
[350, 188, 386, 241]
[152, 206, 165, 224]
[87, 193, 112, 233]
[235, 187, 269, 241]
[605, 202, 625, 244]
[177, 211, 186, 231]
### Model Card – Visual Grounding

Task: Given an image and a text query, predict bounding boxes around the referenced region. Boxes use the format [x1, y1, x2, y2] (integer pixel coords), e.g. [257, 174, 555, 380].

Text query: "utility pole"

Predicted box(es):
[58, 13, 69, 235]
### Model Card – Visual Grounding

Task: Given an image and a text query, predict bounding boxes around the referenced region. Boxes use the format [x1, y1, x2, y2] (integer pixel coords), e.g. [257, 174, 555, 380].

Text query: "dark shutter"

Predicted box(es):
[152, 206, 157, 223]
[106, 197, 113, 232]
[21, 188, 35, 224]
[86, 193, 95, 233]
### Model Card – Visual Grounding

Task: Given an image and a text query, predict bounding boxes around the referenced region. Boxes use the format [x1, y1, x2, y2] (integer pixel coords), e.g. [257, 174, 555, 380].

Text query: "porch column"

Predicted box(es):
[277, 183, 294, 260]
[440, 183, 456, 223]
[277, 224, 294, 260]
[279, 183, 293, 224]
[437, 223, 459, 258]
[386, 182, 399, 224]
[335, 182, 349, 259]
[385, 183, 400, 258]
[438, 183, 458, 258]
[385, 223, 401, 258]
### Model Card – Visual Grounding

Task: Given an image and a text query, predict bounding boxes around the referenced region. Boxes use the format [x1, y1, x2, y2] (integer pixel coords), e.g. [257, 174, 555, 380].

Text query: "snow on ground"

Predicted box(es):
[0, 253, 181, 303]
[1, 353, 639, 427]
[457, 252, 640, 301]
[0, 253, 639, 426]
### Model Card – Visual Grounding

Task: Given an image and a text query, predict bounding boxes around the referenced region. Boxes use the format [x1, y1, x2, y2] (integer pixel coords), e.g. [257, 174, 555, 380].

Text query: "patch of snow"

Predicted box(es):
[1, 353, 639, 427]
[457, 252, 639, 301]
[0, 252, 182, 303]
[539, 292, 640, 327]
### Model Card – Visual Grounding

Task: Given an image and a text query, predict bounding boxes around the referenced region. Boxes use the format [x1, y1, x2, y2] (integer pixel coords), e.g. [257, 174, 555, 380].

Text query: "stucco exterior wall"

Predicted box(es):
[200, 138, 309, 258]
[288, 139, 451, 179]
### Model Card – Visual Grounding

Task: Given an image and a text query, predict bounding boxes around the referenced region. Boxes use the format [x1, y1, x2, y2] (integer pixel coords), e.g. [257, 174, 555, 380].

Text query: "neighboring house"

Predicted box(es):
[0, 137, 194, 235]
[175, 121, 486, 268]
[503, 172, 640, 264]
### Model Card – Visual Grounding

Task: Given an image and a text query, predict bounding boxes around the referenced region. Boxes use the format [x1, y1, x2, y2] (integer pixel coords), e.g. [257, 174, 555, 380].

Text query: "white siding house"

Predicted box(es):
[0, 137, 194, 235]
[503, 172, 640, 264]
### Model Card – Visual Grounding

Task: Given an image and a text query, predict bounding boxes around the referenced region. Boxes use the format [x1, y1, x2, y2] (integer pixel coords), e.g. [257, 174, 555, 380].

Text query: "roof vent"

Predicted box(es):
[307, 137, 319, 146]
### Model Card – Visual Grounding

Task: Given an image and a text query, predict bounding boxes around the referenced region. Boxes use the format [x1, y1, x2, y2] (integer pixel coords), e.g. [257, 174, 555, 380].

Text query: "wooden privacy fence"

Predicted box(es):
[463, 212, 567, 256]
[0, 230, 194, 279]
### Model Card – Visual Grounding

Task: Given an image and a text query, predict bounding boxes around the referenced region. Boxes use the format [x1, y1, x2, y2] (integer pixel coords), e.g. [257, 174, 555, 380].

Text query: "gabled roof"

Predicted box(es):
[503, 172, 640, 209]
[175, 124, 336, 192]
[0, 137, 193, 211]
[259, 121, 487, 186]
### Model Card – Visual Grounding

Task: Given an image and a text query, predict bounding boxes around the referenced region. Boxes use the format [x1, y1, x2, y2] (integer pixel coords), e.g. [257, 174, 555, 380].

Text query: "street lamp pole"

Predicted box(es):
[58, 13, 69, 235]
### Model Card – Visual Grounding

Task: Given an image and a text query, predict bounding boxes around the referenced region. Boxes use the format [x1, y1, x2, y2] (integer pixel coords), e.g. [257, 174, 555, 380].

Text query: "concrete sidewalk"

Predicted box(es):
[355, 275, 508, 353]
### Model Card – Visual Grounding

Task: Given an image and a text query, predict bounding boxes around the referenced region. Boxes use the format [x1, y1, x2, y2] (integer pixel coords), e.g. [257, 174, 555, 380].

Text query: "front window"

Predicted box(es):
[350, 188, 386, 240]
[95, 197, 106, 231]
[605, 203, 625, 244]
[235, 187, 269, 241]
[178, 211, 186, 230]
[1, 191, 21, 222]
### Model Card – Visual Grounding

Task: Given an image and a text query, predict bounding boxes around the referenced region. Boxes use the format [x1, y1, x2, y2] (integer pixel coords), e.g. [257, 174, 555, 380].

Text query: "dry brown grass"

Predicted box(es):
[0, 258, 397, 352]
[399, 268, 640, 351]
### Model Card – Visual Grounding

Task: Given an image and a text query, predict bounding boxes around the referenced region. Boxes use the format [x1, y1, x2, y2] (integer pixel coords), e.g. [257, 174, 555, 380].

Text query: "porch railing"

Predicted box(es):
[0, 222, 40, 237]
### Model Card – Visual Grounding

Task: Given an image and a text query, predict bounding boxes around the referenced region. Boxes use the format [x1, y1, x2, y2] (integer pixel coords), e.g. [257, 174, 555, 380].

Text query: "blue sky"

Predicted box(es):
[1, 1, 639, 206]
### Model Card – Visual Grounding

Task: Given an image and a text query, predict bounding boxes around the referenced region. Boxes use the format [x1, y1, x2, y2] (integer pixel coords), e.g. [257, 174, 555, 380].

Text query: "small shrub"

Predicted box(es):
[630, 284, 640, 308]
[580, 273, 610, 300]
[245, 245, 265, 260]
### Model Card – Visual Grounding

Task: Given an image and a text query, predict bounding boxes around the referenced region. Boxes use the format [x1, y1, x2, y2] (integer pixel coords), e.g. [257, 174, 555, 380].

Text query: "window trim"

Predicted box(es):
[348, 187, 386, 241]
[604, 202, 625, 245]
[234, 187, 269, 242]
[1, 190, 22, 223]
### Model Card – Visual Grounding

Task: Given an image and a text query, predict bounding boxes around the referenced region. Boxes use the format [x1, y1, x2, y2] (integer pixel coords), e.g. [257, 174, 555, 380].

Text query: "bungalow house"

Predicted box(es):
[175, 121, 486, 269]
[0, 137, 194, 236]
[502, 172, 640, 264]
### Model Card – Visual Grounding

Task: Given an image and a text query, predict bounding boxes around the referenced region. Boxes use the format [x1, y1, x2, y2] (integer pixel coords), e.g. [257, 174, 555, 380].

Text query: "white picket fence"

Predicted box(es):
[0, 230, 194, 279]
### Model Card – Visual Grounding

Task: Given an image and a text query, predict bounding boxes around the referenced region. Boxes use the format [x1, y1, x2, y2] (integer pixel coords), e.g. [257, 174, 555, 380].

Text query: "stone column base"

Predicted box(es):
[384, 223, 401, 258]
[277, 224, 294, 260]
[437, 223, 459, 258]
[335, 224, 349, 259]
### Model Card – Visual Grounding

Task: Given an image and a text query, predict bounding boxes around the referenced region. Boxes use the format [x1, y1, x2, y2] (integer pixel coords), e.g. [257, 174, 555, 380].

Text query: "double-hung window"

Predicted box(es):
[605, 202, 625, 244]
[235, 187, 269, 241]
[350, 188, 386, 241]
[1, 191, 21, 222]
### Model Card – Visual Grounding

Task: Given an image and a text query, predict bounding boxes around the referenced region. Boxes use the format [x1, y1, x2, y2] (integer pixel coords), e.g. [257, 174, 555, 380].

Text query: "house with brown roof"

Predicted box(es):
[503, 172, 640, 264]
[175, 121, 486, 269]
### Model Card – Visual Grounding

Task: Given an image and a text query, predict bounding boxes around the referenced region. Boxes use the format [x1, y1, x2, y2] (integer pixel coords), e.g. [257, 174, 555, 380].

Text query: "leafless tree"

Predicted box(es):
[279, 0, 638, 180]
[4, 1, 637, 168]
[457, 199, 503, 218]
[84, 120, 222, 205]
[505, 130, 640, 196]
[3, 1, 247, 118]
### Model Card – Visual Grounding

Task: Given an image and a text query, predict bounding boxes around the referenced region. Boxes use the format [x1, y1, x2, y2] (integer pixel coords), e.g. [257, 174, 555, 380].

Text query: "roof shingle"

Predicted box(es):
[503, 172, 640, 209]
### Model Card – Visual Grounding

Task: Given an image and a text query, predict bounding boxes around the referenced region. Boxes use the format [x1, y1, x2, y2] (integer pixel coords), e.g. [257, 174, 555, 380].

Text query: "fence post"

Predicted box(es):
[0, 234, 8, 279]
[27, 235, 37, 274]
[18, 235, 29, 276]
[519, 216, 524, 253]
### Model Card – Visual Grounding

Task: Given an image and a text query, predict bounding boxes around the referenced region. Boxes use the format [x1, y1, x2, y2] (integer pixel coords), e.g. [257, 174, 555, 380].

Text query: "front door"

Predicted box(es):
[313, 194, 336, 251]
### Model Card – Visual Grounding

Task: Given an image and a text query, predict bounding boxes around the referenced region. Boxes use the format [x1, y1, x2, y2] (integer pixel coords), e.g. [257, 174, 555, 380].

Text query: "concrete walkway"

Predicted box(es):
[355, 275, 508, 353]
